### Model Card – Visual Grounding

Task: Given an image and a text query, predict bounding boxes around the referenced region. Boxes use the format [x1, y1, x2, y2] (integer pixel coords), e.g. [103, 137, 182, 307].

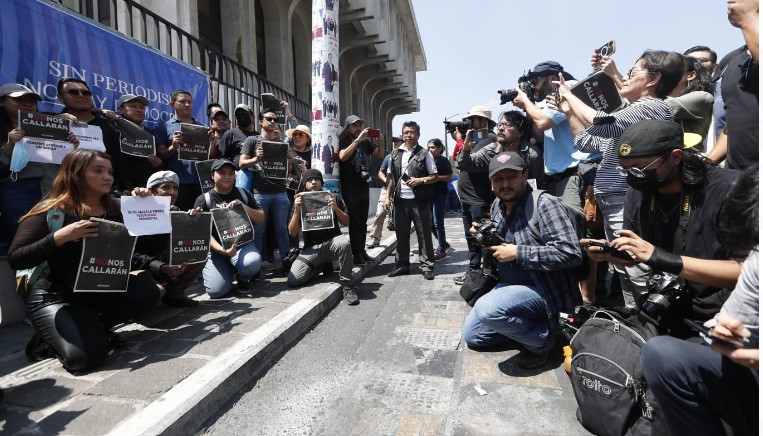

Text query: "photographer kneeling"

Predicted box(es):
[583, 120, 738, 337]
[462, 152, 582, 369]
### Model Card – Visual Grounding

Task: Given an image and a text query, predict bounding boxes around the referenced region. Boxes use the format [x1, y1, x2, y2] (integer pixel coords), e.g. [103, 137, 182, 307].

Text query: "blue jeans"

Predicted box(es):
[462, 283, 553, 352]
[0, 178, 42, 258]
[461, 202, 489, 270]
[430, 193, 448, 252]
[202, 240, 262, 298]
[252, 192, 290, 260]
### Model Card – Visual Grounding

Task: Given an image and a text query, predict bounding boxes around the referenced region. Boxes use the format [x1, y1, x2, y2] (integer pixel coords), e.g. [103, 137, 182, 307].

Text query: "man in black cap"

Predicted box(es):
[287, 169, 359, 305]
[215, 103, 258, 165]
[337, 114, 384, 265]
[462, 151, 582, 369]
[583, 120, 738, 335]
[512, 61, 601, 209]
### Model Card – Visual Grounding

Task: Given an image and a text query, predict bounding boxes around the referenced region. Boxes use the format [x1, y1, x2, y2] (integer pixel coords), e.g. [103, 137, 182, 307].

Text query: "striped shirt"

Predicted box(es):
[573, 98, 673, 196]
[489, 191, 583, 327]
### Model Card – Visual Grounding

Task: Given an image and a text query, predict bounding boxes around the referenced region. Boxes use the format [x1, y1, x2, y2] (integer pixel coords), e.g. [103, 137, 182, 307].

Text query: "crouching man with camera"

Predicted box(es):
[462, 152, 583, 369]
[583, 120, 738, 337]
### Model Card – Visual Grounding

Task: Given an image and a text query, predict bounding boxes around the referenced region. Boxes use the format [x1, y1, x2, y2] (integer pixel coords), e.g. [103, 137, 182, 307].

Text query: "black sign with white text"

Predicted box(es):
[116, 117, 156, 157]
[261, 140, 288, 179]
[74, 218, 136, 292]
[179, 123, 211, 161]
[300, 191, 334, 231]
[18, 110, 70, 141]
[195, 159, 215, 192]
[212, 202, 254, 250]
[570, 71, 623, 114]
[168, 212, 212, 264]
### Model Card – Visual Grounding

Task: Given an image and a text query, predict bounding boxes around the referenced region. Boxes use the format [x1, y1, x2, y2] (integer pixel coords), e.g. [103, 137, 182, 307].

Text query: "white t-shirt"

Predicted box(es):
[388, 143, 437, 199]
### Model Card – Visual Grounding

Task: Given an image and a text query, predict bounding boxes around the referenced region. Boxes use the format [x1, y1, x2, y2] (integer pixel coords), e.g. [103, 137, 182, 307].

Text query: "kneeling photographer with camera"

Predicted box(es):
[583, 120, 739, 337]
[461, 151, 583, 369]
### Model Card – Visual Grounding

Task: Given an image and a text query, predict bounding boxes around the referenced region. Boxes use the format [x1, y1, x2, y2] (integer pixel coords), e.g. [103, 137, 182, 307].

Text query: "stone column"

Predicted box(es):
[311, 0, 340, 191]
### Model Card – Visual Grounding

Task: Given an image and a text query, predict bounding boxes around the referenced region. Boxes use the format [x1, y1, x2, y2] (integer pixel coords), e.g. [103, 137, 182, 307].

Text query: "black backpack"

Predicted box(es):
[569, 309, 666, 436]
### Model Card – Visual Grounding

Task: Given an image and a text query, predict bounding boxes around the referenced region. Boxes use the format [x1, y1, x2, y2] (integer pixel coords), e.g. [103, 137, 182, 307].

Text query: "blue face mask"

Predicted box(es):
[10, 143, 30, 180]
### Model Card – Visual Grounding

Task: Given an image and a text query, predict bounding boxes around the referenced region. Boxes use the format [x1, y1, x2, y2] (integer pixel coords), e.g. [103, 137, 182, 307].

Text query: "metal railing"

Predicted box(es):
[57, 0, 310, 124]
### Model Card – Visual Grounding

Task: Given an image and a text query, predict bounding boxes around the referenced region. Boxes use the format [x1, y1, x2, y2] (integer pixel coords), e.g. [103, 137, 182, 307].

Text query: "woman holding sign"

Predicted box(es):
[194, 159, 265, 298]
[8, 149, 160, 372]
[0, 83, 79, 258]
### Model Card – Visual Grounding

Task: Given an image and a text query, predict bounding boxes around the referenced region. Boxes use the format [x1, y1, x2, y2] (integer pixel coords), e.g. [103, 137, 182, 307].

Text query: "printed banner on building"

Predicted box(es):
[73, 218, 136, 293]
[0, 0, 209, 130]
[300, 191, 334, 232]
[168, 211, 212, 265]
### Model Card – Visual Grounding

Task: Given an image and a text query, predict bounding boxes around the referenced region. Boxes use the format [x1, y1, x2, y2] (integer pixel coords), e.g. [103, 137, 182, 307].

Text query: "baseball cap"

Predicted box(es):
[527, 61, 575, 80]
[211, 158, 237, 172]
[618, 120, 683, 159]
[146, 170, 179, 189]
[211, 108, 229, 119]
[0, 83, 42, 101]
[489, 151, 527, 178]
[117, 94, 149, 107]
[234, 103, 253, 114]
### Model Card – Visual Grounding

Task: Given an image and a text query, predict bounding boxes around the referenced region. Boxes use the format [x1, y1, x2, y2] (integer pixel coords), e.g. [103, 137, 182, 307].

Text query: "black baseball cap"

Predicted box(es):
[211, 159, 237, 172]
[618, 120, 683, 159]
[527, 61, 575, 80]
[489, 152, 526, 178]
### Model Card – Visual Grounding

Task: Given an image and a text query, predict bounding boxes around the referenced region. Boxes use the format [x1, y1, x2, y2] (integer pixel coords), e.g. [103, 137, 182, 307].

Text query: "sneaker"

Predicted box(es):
[366, 239, 380, 248]
[454, 274, 467, 286]
[433, 250, 446, 261]
[343, 286, 359, 305]
[236, 277, 251, 293]
[515, 348, 551, 369]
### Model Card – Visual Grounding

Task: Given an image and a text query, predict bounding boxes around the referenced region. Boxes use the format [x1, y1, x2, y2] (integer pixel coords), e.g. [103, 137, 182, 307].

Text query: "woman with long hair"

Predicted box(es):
[8, 148, 160, 372]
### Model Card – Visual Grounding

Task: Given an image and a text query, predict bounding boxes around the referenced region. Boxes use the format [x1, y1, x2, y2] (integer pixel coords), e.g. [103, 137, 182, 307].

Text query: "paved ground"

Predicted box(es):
[203, 215, 591, 436]
[0, 215, 592, 435]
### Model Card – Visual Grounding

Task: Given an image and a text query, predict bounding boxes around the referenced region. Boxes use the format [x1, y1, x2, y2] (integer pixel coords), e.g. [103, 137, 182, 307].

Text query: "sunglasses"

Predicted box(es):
[262, 116, 278, 123]
[738, 55, 754, 90]
[616, 155, 667, 178]
[65, 89, 93, 97]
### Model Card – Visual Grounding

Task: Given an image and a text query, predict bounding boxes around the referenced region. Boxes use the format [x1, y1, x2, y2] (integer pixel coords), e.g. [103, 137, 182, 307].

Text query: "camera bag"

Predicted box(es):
[569, 309, 666, 436]
[458, 267, 499, 306]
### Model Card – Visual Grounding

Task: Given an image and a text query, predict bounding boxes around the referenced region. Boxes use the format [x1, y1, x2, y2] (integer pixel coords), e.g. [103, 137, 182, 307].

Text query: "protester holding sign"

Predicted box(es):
[285, 124, 311, 248]
[156, 90, 209, 210]
[239, 110, 292, 270]
[114, 94, 163, 190]
[193, 159, 265, 298]
[131, 170, 206, 307]
[287, 169, 359, 306]
[8, 149, 161, 372]
[0, 83, 79, 258]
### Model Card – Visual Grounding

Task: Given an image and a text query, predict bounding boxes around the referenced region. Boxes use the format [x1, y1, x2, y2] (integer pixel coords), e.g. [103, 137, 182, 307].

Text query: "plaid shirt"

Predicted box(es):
[490, 189, 583, 326]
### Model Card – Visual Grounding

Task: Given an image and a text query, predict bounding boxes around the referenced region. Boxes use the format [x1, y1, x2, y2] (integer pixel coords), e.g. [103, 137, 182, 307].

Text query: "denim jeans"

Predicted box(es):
[202, 240, 262, 298]
[430, 193, 448, 252]
[595, 192, 650, 308]
[0, 178, 42, 258]
[462, 283, 553, 352]
[461, 202, 489, 270]
[252, 192, 290, 261]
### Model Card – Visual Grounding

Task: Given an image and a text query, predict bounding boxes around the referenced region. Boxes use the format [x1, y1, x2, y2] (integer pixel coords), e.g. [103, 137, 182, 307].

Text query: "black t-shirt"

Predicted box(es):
[302, 194, 346, 248]
[194, 187, 260, 243]
[623, 166, 739, 327]
[433, 155, 453, 195]
[721, 47, 759, 170]
[456, 134, 496, 206]
[338, 135, 377, 194]
[218, 127, 257, 167]
[240, 135, 288, 194]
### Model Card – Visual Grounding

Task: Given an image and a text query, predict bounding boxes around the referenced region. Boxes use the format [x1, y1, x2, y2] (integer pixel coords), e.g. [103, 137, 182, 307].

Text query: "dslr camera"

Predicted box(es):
[472, 218, 505, 248]
[498, 72, 535, 105]
[443, 120, 470, 135]
[641, 273, 691, 318]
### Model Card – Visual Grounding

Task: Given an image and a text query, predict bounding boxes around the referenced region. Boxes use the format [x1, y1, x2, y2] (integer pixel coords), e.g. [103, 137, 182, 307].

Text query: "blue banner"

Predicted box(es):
[0, 0, 209, 128]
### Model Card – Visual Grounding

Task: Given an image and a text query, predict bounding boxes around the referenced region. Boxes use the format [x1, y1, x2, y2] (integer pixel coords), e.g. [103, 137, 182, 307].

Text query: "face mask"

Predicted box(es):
[236, 113, 252, 127]
[625, 166, 674, 192]
[10, 143, 29, 180]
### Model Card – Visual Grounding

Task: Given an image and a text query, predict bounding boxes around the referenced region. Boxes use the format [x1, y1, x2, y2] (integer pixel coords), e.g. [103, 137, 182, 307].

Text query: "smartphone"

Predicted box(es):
[683, 319, 756, 349]
[595, 40, 616, 59]
[367, 128, 380, 138]
[586, 240, 632, 261]
[470, 128, 486, 142]
[401, 173, 411, 182]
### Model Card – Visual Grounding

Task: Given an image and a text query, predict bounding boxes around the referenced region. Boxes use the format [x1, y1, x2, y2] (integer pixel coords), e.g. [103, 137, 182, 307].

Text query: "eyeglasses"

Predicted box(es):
[496, 122, 515, 129]
[262, 116, 278, 123]
[625, 68, 651, 79]
[738, 55, 754, 90]
[616, 155, 667, 178]
[65, 89, 93, 97]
